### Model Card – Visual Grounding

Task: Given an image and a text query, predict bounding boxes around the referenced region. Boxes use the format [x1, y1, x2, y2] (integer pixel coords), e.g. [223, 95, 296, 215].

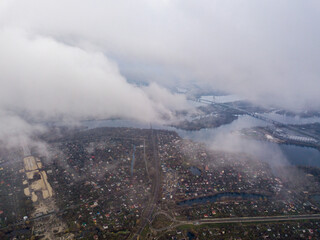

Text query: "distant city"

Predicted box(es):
[1, 93, 320, 239]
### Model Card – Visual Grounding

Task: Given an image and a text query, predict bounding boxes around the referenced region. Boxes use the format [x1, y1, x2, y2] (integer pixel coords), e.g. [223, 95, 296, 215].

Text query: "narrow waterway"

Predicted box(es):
[178, 192, 266, 206]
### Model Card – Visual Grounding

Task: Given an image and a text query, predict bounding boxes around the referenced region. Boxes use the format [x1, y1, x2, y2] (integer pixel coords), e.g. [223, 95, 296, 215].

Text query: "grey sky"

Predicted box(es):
[0, 0, 320, 136]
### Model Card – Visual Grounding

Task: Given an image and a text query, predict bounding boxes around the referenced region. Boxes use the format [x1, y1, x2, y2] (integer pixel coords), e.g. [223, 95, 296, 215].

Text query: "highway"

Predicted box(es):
[150, 213, 320, 232]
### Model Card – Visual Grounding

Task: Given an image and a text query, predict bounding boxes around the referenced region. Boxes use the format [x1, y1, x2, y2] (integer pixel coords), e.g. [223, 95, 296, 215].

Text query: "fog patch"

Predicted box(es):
[209, 131, 289, 167]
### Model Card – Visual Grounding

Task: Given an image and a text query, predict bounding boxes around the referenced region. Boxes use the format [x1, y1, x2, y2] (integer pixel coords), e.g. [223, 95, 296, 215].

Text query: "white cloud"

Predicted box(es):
[0, 28, 188, 121]
[0, 28, 190, 145]
[2, 0, 318, 111]
[1, 0, 320, 146]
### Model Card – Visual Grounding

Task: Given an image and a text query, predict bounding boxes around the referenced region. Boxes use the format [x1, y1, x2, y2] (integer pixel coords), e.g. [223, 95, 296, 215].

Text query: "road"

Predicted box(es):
[150, 213, 320, 232]
[130, 127, 161, 239]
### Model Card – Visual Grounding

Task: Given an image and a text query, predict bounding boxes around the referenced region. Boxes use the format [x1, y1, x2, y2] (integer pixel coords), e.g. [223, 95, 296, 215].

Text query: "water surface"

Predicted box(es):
[81, 117, 320, 167]
[178, 192, 266, 206]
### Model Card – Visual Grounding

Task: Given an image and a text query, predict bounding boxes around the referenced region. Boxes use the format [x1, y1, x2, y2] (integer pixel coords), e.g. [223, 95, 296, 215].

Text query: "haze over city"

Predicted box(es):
[1, 1, 320, 239]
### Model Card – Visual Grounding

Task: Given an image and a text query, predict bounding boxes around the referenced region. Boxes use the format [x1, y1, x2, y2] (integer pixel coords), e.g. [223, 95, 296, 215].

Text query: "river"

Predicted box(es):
[81, 114, 320, 168]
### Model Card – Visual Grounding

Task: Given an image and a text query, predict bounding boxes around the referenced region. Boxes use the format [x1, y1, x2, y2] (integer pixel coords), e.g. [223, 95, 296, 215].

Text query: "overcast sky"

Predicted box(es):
[1, 0, 320, 144]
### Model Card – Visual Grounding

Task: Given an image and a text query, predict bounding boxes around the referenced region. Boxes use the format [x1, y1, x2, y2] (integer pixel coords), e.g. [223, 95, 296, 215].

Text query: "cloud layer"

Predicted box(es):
[1, 0, 320, 148]
[2, 0, 320, 111]
[0, 29, 188, 121]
